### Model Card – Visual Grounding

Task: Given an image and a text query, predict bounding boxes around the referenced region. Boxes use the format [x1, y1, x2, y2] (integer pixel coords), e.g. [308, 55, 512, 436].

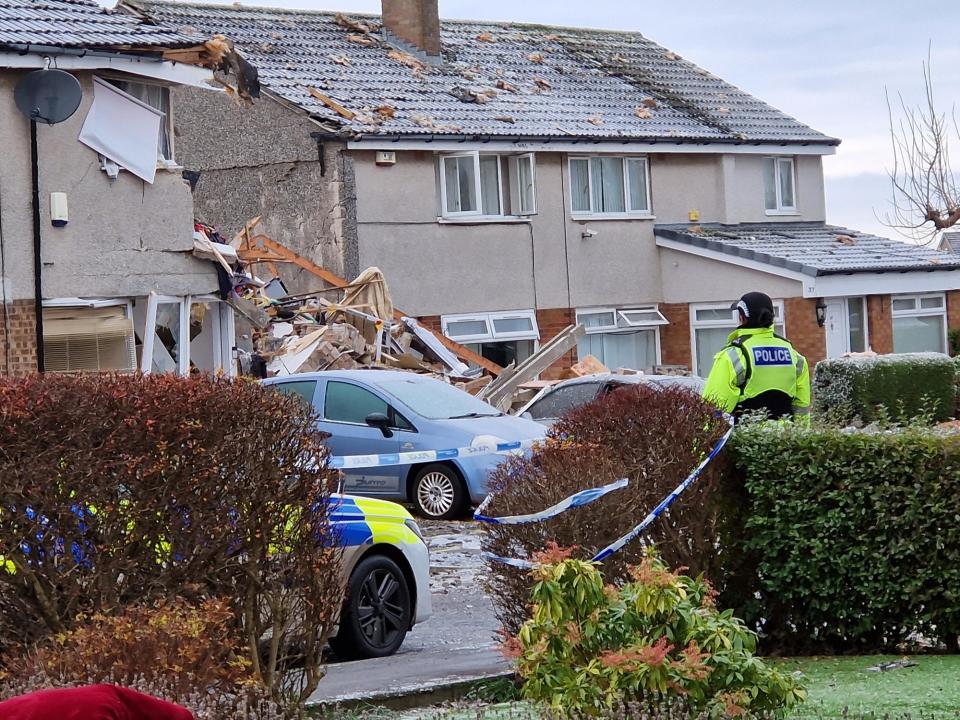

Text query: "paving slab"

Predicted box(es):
[307, 646, 512, 709]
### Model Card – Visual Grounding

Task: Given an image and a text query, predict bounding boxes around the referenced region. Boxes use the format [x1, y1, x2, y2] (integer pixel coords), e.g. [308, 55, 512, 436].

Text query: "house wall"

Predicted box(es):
[0, 72, 214, 303]
[730, 154, 826, 223]
[658, 248, 803, 303]
[171, 87, 358, 291]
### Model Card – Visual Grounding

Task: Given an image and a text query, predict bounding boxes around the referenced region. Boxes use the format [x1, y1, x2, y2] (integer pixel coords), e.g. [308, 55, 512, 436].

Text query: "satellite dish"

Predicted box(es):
[14, 69, 82, 125]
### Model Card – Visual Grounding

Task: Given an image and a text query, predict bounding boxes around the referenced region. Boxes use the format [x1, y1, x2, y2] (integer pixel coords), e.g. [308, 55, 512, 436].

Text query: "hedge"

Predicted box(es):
[813, 352, 956, 424]
[730, 421, 960, 653]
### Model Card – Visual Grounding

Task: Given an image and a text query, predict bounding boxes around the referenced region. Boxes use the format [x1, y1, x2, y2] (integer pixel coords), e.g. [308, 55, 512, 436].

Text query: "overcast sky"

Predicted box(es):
[164, 0, 960, 239]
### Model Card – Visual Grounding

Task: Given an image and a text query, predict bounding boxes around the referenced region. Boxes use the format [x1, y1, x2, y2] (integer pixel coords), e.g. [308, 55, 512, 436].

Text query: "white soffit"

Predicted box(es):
[79, 76, 161, 184]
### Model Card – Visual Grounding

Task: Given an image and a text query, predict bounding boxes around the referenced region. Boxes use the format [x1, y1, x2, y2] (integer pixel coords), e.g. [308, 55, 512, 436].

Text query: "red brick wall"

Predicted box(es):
[784, 297, 826, 367]
[536, 308, 576, 379]
[659, 303, 692, 368]
[382, 0, 441, 56]
[867, 295, 893, 354]
[0, 300, 38, 376]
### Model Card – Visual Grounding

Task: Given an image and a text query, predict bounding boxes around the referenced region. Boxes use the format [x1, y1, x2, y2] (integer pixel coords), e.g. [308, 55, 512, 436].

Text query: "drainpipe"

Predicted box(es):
[30, 119, 44, 372]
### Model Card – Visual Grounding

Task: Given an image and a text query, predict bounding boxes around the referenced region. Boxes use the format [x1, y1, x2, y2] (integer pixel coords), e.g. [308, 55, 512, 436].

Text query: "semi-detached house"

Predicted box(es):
[0, 0, 239, 378]
[137, 0, 960, 378]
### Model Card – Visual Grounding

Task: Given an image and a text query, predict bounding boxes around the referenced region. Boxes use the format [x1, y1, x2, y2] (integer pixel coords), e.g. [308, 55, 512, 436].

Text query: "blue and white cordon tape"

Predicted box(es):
[475, 414, 735, 569]
[328, 437, 539, 470]
[473, 477, 630, 525]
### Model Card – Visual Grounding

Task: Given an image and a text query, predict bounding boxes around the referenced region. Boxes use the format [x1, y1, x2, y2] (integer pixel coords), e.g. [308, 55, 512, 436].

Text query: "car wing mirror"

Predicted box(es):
[365, 412, 394, 438]
[521, 411, 534, 420]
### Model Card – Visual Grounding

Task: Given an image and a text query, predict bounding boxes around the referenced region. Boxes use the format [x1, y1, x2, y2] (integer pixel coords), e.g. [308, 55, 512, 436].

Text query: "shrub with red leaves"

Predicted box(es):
[481, 384, 735, 634]
[0, 373, 342, 703]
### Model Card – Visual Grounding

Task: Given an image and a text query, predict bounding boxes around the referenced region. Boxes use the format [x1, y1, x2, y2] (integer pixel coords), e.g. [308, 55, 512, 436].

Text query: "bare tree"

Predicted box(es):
[885, 53, 960, 243]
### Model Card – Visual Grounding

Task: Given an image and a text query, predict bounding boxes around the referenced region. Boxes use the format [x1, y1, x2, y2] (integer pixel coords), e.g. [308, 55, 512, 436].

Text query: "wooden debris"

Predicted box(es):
[544, 34, 559, 42]
[664, 51, 680, 61]
[635, 106, 652, 119]
[328, 53, 353, 66]
[527, 52, 545, 63]
[586, 115, 604, 126]
[569, 354, 609, 377]
[387, 49, 428, 72]
[533, 77, 552, 92]
[835, 234, 857, 245]
[717, 106, 730, 113]
[477, 32, 497, 42]
[479, 325, 587, 412]
[306, 87, 355, 120]
[495, 78, 519, 93]
[204, 35, 230, 64]
[346, 34, 375, 46]
[335, 12, 372, 34]
[410, 113, 461, 133]
[641, 98, 658, 108]
[375, 104, 396, 118]
[494, 115, 516, 123]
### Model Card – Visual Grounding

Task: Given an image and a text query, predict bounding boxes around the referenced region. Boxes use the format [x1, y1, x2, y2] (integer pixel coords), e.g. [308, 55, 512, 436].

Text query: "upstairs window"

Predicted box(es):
[569, 156, 650, 217]
[439, 152, 536, 218]
[763, 157, 796, 214]
[107, 79, 174, 165]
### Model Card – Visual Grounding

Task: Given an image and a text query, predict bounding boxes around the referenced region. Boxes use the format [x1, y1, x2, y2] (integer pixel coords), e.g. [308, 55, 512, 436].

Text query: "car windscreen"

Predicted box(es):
[376, 378, 502, 420]
[527, 382, 602, 420]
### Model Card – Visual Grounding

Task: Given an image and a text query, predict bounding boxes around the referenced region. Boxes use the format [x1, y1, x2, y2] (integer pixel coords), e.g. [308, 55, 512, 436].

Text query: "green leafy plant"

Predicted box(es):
[482, 385, 735, 636]
[813, 353, 955, 424]
[506, 546, 805, 717]
[730, 420, 960, 653]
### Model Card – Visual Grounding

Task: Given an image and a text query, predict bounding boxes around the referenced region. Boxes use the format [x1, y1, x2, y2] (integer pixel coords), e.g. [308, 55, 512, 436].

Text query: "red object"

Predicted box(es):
[0, 684, 194, 720]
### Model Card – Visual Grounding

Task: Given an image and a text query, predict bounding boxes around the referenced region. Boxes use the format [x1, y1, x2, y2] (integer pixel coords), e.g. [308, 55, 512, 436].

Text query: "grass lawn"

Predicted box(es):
[778, 655, 960, 718]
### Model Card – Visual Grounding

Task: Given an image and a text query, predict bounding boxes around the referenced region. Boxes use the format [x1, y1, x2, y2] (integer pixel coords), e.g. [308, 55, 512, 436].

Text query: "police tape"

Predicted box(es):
[328, 438, 540, 470]
[479, 416, 735, 569]
[473, 477, 630, 525]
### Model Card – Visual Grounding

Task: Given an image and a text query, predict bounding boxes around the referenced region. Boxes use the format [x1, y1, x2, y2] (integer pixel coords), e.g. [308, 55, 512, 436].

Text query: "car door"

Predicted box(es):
[317, 379, 411, 499]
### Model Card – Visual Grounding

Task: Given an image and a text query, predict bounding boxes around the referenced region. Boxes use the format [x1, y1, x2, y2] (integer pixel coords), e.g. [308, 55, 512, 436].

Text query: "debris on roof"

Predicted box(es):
[135, 1, 838, 145]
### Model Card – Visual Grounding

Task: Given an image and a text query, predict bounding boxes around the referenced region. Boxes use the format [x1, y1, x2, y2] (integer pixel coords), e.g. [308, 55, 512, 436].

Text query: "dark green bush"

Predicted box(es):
[813, 353, 955, 424]
[730, 421, 960, 653]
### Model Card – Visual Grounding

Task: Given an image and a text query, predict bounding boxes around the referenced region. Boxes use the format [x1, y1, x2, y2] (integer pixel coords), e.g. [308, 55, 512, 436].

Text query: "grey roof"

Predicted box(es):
[655, 223, 960, 275]
[0, 0, 193, 50]
[134, 0, 838, 145]
[939, 230, 960, 253]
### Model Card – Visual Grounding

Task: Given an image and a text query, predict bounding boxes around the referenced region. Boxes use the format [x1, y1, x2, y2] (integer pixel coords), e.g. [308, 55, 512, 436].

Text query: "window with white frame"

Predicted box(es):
[107, 79, 174, 164]
[763, 157, 796, 214]
[42, 304, 137, 374]
[439, 152, 536, 218]
[569, 156, 650, 216]
[690, 301, 785, 376]
[891, 293, 947, 353]
[442, 310, 539, 367]
[846, 297, 868, 353]
[576, 306, 667, 371]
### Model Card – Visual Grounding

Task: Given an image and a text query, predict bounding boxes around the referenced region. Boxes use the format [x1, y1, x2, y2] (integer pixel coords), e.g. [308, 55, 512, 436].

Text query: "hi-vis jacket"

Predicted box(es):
[702, 326, 811, 414]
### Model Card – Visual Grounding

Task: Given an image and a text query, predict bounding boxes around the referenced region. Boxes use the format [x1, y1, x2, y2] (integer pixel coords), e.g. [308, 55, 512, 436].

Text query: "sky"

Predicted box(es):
[147, 0, 960, 239]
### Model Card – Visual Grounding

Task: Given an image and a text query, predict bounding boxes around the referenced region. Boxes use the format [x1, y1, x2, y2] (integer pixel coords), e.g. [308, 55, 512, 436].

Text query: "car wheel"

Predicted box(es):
[411, 464, 466, 520]
[330, 555, 412, 660]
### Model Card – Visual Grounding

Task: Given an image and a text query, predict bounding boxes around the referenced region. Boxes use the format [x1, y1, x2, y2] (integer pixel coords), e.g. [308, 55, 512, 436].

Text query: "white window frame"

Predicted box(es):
[689, 300, 785, 376]
[104, 76, 176, 167]
[575, 306, 666, 368]
[438, 151, 537, 220]
[41, 298, 137, 374]
[763, 156, 797, 215]
[141, 294, 236, 377]
[509, 153, 537, 216]
[442, 310, 540, 343]
[891, 292, 948, 353]
[568, 155, 652, 219]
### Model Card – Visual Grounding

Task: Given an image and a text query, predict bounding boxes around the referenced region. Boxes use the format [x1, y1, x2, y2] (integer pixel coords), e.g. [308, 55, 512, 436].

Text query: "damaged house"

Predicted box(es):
[136, 0, 960, 377]
[0, 0, 252, 377]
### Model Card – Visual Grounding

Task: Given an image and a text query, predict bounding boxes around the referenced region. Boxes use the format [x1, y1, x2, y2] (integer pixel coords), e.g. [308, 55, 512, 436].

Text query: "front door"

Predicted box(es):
[824, 298, 847, 358]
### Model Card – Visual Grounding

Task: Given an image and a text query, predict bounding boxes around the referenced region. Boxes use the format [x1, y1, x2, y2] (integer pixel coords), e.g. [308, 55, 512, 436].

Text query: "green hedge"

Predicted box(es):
[813, 353, 956, 423]
[730, 421, 960, 653]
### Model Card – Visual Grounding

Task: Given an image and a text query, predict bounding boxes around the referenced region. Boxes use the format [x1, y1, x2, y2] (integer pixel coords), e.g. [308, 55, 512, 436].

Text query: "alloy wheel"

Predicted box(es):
[416, 471, 456, 517]
[356, 568, 406, 650]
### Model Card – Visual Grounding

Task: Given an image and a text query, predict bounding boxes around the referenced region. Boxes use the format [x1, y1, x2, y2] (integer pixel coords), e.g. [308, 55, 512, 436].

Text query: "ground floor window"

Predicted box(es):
[442, 310, 539, 367]
[575, 307, 667, 371]
[690, 301, 785, 376]
[892, 293, 946, 353]
[42, 302, 137, 373]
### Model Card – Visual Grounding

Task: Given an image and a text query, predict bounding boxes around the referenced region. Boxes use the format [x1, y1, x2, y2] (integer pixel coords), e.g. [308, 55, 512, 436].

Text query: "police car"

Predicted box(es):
[328, 493, 431, 659]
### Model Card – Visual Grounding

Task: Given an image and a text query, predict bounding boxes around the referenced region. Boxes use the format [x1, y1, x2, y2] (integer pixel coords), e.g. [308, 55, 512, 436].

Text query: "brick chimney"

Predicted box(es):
[381, 0, 441, 62]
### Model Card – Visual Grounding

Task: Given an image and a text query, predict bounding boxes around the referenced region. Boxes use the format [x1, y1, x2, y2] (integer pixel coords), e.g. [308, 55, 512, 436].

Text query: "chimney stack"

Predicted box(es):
[381, 0, 441, 62]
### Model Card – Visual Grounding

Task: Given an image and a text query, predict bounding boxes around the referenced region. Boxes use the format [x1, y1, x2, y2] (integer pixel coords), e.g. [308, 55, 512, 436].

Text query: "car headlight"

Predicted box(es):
[404, 518, 425, 543]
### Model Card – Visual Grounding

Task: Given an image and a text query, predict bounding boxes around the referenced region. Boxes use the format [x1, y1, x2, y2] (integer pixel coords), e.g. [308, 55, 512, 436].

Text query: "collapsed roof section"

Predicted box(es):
[132, 0, 837, 147]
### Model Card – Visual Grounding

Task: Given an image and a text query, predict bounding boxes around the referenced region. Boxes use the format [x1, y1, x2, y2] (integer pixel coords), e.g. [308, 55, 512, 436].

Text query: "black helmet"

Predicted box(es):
[732, 292, 775, 328]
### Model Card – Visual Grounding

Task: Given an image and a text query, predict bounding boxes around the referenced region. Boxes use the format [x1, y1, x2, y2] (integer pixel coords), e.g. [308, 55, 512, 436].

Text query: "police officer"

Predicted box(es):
[703, 291, 810, 419]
